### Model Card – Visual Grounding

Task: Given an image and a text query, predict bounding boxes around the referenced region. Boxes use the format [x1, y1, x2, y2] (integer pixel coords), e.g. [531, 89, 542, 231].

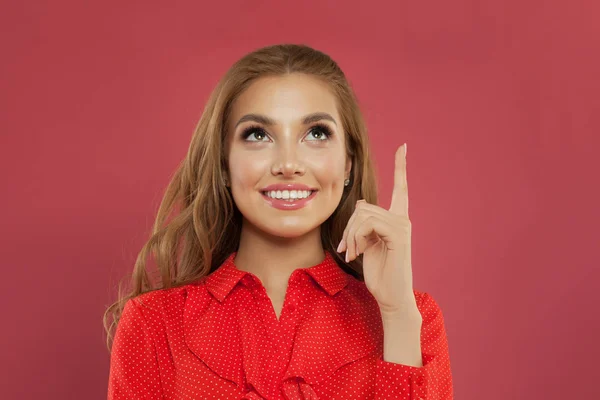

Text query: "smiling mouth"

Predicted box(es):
[261, 189, 317, 201]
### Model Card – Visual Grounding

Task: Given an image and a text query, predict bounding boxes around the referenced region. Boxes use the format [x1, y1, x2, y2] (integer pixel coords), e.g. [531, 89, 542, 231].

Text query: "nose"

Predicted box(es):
[270, 146, 305, 178]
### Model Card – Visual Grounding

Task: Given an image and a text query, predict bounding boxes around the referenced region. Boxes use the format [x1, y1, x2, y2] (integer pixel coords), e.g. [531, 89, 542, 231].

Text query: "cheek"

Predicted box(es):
[229, 153, 269, 187]
[308, 153, 346, 183]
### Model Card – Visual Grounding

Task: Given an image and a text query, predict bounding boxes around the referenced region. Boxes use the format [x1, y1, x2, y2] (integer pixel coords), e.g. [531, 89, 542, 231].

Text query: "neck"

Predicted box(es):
[234, 219, 325, 292]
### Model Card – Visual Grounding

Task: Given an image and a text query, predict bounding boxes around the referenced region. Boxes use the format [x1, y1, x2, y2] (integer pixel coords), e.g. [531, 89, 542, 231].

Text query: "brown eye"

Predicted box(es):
[305, 123, 333, 141]
[241, 126, 270, 142]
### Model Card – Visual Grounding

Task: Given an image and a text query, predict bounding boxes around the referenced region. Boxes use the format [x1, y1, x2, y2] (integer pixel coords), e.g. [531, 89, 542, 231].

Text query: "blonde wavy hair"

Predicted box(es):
[103, 43, 379, 351]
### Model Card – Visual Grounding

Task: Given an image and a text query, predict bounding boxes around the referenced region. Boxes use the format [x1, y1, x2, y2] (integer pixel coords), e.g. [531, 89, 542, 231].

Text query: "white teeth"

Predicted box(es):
[264, 190, 313, 200]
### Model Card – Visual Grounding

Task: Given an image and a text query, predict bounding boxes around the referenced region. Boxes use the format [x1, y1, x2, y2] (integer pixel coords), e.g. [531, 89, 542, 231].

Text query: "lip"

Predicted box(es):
[260, 183, 318, 192]
[260, 184, 318, 211]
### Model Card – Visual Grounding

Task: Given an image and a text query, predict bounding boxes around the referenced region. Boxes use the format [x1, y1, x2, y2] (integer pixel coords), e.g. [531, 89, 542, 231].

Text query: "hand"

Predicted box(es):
[337, 143, 418, 317]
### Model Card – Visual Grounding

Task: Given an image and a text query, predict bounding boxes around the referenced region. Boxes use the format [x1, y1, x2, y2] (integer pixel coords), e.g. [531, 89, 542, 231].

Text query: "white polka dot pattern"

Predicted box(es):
[108, 251, 453, 399]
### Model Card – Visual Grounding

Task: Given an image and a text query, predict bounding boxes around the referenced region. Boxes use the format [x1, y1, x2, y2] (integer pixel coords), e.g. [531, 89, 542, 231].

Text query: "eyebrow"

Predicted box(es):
[234, 112, 337, 129]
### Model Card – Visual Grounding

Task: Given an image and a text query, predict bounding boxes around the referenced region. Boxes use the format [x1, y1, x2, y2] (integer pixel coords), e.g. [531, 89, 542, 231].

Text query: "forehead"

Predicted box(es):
[229, 73, 340, 124]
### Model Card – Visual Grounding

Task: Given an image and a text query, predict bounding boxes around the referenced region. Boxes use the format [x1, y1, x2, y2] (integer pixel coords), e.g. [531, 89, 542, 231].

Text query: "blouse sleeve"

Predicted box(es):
[374, 292, 453, 399]
[107, 298, 164, 400]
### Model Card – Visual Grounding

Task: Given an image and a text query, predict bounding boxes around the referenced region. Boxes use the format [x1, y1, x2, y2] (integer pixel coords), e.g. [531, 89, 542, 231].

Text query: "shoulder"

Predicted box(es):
[114, 282, 214, 349]
[125, 281, 211, 322]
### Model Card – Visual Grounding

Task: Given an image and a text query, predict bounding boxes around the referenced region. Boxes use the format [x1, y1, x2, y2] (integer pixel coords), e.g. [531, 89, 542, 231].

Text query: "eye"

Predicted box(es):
[241, 125, 271, 142]
[305, 123, 333, 141]
[240, 123, 333, 142]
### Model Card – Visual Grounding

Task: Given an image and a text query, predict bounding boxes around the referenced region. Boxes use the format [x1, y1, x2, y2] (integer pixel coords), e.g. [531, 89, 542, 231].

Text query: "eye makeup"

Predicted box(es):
[240, 123, 334, 142]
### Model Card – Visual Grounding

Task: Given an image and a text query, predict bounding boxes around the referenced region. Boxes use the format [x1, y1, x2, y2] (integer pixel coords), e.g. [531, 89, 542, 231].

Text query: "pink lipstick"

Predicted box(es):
[260, 183, 318, 211]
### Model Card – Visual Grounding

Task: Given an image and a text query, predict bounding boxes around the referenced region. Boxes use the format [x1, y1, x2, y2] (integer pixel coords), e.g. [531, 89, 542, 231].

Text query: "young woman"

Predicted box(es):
[105, 44, 453, 399]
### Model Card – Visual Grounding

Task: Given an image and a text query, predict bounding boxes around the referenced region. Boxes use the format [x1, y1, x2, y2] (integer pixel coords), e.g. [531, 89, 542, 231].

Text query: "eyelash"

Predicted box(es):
[240, 123, 333, 142]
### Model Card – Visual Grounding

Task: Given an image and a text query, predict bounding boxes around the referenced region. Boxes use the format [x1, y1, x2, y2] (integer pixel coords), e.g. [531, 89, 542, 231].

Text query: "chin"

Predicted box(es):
[237, 198, 334, 239]
[258, 220, 317, 239]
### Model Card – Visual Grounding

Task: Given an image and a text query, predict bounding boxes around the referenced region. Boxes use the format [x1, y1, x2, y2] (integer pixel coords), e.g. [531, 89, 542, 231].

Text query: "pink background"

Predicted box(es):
[1, 1, 598, 398]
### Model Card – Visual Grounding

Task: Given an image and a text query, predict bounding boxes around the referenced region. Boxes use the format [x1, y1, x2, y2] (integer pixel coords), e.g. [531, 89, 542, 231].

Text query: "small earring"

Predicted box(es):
[223, 177, 229, 187]
[344, 178, 350, 187]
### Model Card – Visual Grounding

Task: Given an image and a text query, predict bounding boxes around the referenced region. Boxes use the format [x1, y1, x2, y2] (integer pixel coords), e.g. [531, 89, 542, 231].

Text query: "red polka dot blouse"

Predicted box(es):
[108, 250, 453, 399]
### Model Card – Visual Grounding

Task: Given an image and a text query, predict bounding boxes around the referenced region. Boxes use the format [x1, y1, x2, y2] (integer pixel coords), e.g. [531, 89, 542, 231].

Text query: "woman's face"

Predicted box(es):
[226, 73, 352, 239]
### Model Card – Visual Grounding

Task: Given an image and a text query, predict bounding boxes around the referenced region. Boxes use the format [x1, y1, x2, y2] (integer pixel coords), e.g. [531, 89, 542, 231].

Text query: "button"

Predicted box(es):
[287, 304, 296, 313]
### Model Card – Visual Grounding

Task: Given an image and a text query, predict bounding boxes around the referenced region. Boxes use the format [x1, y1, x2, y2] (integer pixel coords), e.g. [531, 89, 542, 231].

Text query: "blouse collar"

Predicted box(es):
[204, 250, 349, 302]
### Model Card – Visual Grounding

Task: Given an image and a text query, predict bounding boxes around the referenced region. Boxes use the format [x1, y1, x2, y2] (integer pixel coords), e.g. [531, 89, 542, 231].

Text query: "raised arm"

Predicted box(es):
[374, 292, 453, 399]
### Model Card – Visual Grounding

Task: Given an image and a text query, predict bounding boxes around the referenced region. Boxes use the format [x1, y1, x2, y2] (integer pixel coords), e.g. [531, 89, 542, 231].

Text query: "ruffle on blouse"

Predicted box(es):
[237, 389, 266, 399]
[281, 380, 320, 399]
[235, 384, 317, 400]
[182, 281, 381, 399]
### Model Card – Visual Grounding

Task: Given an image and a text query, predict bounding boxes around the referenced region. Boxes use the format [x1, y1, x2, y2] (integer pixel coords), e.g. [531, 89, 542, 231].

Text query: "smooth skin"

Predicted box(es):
[225, 73, 351, 317]
[337, 144, 419, 316]
[225, 73, 422, 366]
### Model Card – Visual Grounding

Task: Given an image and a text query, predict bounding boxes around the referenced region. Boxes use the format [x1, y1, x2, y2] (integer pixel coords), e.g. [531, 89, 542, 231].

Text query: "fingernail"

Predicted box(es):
[336, 239, 345, 253]
[345, 250, 349, 263]
[404, 143, 407, 157]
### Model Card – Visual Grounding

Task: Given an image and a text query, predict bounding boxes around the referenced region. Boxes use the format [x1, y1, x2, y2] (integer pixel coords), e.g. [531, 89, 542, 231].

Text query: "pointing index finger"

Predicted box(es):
[389, 143, 408, 217]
